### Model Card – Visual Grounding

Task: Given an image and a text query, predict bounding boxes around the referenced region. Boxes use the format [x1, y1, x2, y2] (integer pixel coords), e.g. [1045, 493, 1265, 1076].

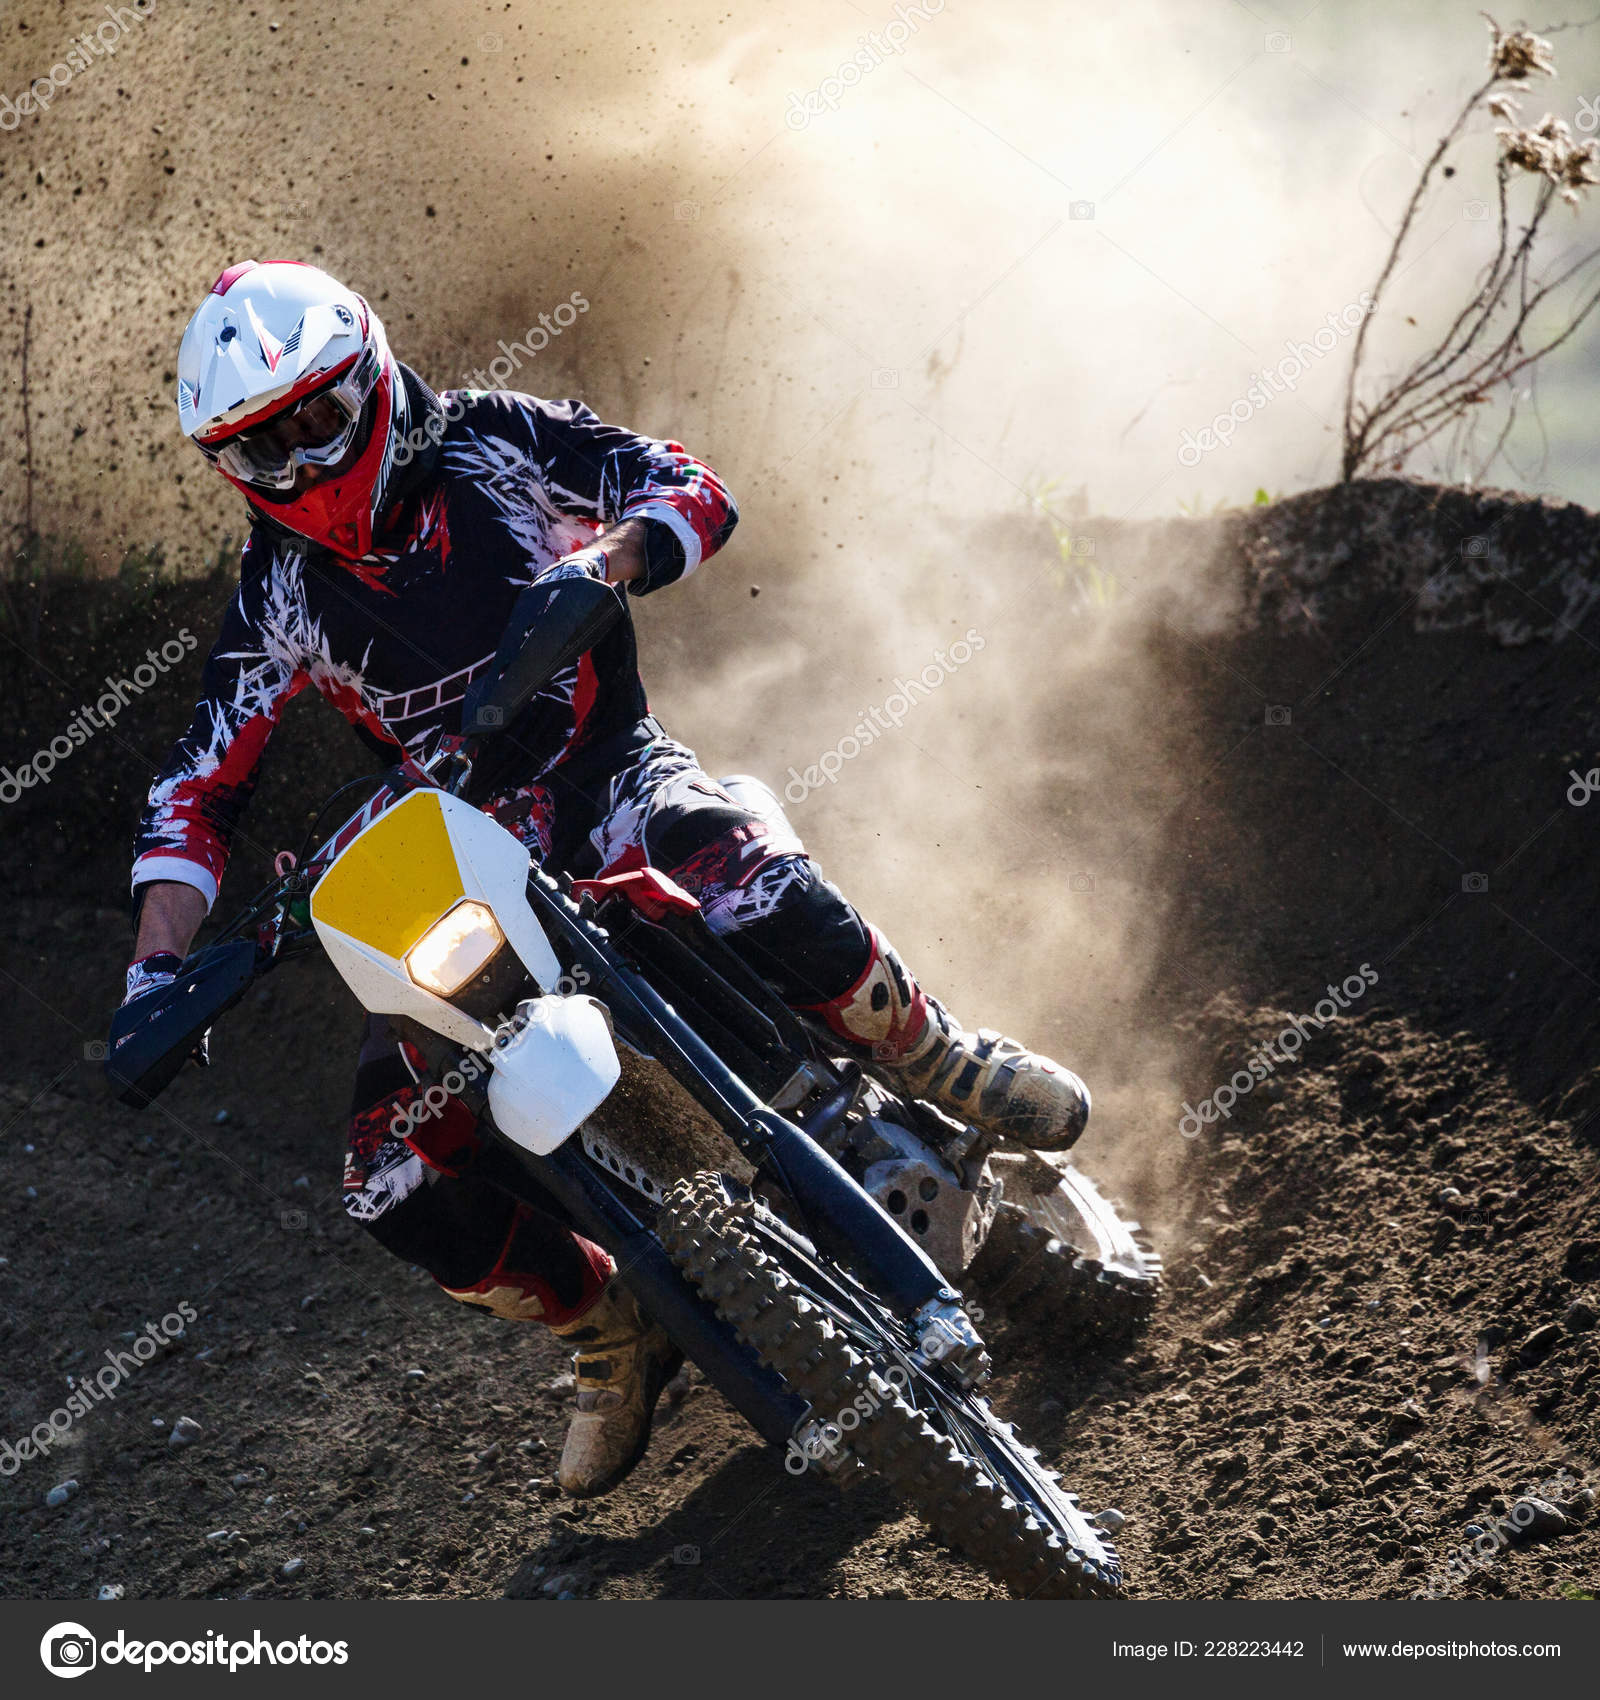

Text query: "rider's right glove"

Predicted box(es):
[122, 952, 182, 1006]
[106, 951, 184, 1066]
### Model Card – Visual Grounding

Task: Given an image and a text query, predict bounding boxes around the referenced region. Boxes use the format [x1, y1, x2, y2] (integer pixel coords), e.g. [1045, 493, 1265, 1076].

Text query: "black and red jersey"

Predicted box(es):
[132, 385, 737, 907]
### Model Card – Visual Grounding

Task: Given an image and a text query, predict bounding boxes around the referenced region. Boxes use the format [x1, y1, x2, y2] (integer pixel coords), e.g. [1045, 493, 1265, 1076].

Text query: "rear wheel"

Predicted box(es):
[969, 1163, 1162, 1346]
[657, 1170, 1123, 1599]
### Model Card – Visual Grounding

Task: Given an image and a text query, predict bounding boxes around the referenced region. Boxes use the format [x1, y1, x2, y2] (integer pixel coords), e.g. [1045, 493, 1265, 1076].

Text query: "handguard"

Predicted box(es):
[103, 938, 258, 1109]
[462, 574, 626, 735]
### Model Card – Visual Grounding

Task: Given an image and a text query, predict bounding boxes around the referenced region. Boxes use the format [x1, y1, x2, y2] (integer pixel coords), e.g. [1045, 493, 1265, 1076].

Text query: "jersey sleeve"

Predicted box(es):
[495, 393, 739, 592]
[131, 540, 309, 910]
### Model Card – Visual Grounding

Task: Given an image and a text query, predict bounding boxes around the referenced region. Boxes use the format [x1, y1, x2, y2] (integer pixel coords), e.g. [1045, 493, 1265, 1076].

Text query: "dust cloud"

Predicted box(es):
[6, 0, 1600, 1216]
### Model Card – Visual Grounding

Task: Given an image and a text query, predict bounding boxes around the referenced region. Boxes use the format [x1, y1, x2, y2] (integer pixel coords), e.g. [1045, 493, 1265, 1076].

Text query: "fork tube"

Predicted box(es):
[524, 874, 954, 1320]
[473, 1136, 807, 1450]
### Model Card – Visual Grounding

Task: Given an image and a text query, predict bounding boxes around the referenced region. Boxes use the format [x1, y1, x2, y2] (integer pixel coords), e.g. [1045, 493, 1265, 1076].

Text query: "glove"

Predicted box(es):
[108, 951, 213, 1082]
[123, 951, 182, 1006]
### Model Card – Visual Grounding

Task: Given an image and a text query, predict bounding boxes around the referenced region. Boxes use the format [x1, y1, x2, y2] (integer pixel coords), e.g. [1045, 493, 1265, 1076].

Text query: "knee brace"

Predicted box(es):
[699, 853, 874, 1009]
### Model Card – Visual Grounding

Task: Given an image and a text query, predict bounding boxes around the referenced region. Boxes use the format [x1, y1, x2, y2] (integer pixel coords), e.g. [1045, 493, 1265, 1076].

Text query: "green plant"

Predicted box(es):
[1024, 478, 1117, 605]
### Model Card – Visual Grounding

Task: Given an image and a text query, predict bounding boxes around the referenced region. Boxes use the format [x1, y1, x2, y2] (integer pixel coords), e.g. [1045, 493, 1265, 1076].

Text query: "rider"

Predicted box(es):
[116, 261, 1091, 1498]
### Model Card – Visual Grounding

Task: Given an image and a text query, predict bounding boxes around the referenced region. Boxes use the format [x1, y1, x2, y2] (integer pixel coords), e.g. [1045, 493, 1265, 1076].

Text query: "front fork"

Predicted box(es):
[523, 870, 977, 1337]
[472, 1135, 810, 1448]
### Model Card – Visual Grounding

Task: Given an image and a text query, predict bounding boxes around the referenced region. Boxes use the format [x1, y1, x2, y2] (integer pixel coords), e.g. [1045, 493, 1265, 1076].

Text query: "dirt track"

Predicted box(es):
[4, 0, 1600, 1604]
[3, 480, 1599, 1600]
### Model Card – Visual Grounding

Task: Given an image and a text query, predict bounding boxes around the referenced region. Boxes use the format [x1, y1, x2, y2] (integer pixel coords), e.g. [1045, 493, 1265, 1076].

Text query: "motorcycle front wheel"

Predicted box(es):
[657, 1170, 1124, 1600]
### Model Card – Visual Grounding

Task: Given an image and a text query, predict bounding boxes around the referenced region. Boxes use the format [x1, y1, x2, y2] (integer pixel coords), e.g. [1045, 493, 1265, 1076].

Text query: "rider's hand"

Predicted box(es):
[122, 951, 182, 1007]
[106, 951, 185, 1079]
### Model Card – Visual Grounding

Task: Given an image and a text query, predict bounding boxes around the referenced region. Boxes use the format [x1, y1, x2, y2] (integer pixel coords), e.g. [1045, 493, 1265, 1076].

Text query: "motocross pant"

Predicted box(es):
[341, 725, 911, 1323]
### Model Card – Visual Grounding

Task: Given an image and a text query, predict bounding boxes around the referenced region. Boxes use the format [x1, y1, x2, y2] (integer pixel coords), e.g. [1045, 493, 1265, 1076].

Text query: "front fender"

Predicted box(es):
[487, 995, 621, 1155]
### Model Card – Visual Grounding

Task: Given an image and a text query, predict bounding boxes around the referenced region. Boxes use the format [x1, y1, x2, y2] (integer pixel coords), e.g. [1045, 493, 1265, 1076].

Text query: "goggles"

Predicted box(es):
[204, 348, 379, 490]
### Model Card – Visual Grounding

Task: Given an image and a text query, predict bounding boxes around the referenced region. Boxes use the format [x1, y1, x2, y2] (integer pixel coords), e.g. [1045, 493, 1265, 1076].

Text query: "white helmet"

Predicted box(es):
[177, 260, 410, 560]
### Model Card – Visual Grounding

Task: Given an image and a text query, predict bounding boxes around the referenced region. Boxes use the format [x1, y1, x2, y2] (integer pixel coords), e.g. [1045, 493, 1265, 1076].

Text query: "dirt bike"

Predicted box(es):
[106, 575, 1158, 1600]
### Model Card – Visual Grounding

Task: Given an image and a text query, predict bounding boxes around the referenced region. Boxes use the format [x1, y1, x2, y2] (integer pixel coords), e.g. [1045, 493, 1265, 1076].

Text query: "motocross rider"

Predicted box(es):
[114, 262, 1092, 1498]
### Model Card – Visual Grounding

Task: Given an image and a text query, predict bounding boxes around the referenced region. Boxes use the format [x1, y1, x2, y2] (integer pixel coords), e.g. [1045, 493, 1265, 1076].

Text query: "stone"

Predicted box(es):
[1518, 1323, 1562, 1365]
[1505, 1497, 1568, 1543]
[168, 1416, 203, 1449]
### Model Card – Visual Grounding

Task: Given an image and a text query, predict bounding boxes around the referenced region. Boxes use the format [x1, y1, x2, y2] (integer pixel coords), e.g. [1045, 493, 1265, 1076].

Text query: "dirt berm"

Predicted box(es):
[2, 476, 1598, 1600]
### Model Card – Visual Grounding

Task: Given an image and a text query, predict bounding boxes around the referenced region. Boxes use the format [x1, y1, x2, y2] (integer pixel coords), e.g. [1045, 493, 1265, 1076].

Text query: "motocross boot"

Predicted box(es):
[550, 1282, 683, 1498]
[809, 926, 1091, 1150]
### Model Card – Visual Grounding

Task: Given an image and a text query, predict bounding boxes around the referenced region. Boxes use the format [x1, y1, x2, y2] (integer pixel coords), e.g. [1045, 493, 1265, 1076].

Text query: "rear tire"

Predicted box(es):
[968, 1166, 1162, 1346]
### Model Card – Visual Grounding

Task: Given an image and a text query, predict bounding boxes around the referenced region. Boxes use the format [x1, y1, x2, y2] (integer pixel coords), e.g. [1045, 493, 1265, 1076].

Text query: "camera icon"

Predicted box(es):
[1265, 32, 1291, 53]
[1462, 872, 1488, 893]
[82, 1040, 108, 1062]
[1069, 200, 1096, 221]
[474, 705, 504, 729]
[871, 368, 899, 389]
[1073, 535, 1096, 557]
[280, 1209, 308, 1232]
[674, 201, 701, 222]
[1068, 871, 1095, 893]
[479, 31, 504, 52]
[672, 1544, 700, 1565]
[1460, 536, 1489, 558]
[40, 1623, 97, 1677]
[1265, 705, 1292, 726]
[1463, 199, 1491, 222]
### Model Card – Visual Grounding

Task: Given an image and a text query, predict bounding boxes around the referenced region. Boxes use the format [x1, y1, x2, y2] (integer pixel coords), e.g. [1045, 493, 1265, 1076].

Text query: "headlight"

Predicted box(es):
[405, 900, 506, 997]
